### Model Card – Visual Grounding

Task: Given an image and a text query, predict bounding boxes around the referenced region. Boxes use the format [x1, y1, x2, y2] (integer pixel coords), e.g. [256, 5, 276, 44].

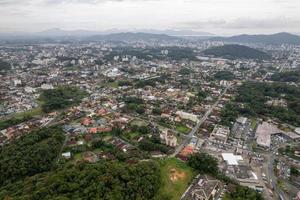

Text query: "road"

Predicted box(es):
[264, 143, 292, 200]
[170, 84, 231, 157]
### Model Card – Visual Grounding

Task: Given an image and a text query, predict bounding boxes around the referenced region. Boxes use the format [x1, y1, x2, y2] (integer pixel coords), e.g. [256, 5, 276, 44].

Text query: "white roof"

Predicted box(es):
[222, 153, 243, 165]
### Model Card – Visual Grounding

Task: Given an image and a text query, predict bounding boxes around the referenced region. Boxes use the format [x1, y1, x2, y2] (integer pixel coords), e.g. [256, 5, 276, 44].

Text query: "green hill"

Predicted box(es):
[209, 32, 300, 45]
[202, 44, 271, 60]
[0, 60, 11, 74]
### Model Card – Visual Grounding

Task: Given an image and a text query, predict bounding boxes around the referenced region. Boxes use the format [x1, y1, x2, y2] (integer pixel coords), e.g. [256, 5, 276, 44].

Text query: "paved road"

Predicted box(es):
[265, 143, 291, 200]
[170, 85, 231, 157]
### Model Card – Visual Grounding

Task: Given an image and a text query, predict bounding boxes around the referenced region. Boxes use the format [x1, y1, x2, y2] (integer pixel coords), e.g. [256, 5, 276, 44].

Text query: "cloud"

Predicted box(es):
[0, 0, 32, 5]
[225, 18, 300, 29]
[44, 0, 155, 5]
[180, 18, 300, 31]
[0, 0, 299, 33]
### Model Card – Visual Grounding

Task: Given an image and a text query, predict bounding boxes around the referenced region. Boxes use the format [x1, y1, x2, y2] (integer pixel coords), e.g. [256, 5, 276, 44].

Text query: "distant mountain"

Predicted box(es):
[138, 29, 215, 36]
[0, 30, 183, 42]
[209, 32, 300, 45]
[38, 28, 102, 37]
[87, 32, 181, 42]
[202, 44, 271, 60]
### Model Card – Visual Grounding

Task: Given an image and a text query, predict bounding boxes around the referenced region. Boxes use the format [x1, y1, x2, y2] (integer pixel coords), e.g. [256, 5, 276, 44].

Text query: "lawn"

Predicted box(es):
[175, 124, 191, 134]
[130, 119, 149, 127]
[250, 118, 257, 130]
[155, 158, 196, 200]
[73, 153, 82, 162]
[99, 81, 119, 88]
[126, 131, 141, 140]
[0, 107, 44, 130]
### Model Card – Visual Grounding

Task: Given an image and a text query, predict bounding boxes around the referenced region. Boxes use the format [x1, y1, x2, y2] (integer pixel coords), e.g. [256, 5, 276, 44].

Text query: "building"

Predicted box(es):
[62, 152, 71, 159]
[255, 122, 281, 148]
[222, 153, 243, 166]
[160, 129, 177, 147]
[176, 111, 199, 123]
[210, 125, 230, 143]
[41, 83, 54, 90]
[181, 175, 222, 200]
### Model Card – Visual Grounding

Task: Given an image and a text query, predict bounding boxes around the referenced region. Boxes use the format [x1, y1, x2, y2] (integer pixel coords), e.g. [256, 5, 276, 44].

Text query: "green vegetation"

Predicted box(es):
[235, 82, 300, 126]
[0, 107, 43, 130]
[0, 60, 11, 74]
[271, 70, 300, 82]
[0, 114, 32, 130]
[136, 79, 157, 88]
[291, 166, 300, 176]
[250, 118, 257, 130]
[175, 123, 191, 134]
[220, 103, 240, 127]
[0, 99, 45, 130]
[187, 153, 237, 185]
[100, 80, 119, 88]
[214, 70, 235, 80]
[203, 44, 271, 60]
[179, 68, 192, 75]
[118, 80, 133, 87]
[155, 158, 196, 200]
[139, 135, 172, 154]
[221, 82, 300, 127]
[0, 126, 65, 186]
[40, 86, 87, 112]
[196, 90, 208, 102]
[279, 145, 300, 161]
[123, 96, 145, 114]
[105, 46, 198, 61]
[223, 185, 264, 200]
[0, 161, 161, 200]
[187, 152, 219, 176]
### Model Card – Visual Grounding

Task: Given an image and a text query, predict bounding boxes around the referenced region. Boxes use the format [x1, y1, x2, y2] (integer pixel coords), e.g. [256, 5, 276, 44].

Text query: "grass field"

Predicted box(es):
[155, 158, 196, 200]
[0, 107, 44, 130]
[130, 119, 149, 127]
[99, 81, 119, 88]
[13, 107, 43, 119]
[250, 118, 257, 130]
[126, 131, 141, 140]
[175, 124, 191, 134]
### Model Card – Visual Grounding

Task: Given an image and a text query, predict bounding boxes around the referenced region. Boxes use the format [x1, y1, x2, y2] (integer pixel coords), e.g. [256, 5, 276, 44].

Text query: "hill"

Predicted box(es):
[87, 32, 181, 42]
[209, 32, 300, 45]
[202, 44, 271, 60]
[0, 60, 11, 73]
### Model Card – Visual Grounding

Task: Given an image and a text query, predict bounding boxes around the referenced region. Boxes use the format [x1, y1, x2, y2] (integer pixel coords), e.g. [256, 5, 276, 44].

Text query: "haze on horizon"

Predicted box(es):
[0, 0, 300, 35]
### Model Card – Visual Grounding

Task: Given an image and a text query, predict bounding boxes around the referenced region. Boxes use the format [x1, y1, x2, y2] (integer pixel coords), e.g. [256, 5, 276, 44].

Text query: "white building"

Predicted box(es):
[41, 84, 54, 90]
[176, 111, 199, 123]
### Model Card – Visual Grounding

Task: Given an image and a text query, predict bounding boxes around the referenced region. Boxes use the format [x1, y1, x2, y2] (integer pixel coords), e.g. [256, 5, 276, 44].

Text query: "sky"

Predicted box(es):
[0, 0, 299, 35]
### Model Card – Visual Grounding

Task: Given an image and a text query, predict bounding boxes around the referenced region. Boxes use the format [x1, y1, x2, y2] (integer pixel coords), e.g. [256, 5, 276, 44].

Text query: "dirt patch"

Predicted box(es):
[169, 168, 186, 182]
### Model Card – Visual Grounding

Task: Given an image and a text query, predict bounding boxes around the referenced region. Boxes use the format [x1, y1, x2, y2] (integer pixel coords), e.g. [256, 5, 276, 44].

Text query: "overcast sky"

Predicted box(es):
[0, 0, 299, 34]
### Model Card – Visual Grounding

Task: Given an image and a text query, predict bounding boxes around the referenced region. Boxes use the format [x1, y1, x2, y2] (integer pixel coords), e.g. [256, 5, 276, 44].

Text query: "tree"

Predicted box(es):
[40, 86, 87, 112]
[291, 166, 300, 176]
[197, 90, 208, 102]
[223, 185, 264, 200]
[214, 71, 235, 81]
[187, 152, 219, 176]
[0, 126, 65, 186]
[0, 161, 161, 200]
[179, 68, 191, 75]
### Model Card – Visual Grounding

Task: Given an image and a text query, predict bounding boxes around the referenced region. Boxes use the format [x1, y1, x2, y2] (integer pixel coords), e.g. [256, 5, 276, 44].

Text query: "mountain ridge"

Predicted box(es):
[208, 32, 300, 45]
[202, 44, 271, 60]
